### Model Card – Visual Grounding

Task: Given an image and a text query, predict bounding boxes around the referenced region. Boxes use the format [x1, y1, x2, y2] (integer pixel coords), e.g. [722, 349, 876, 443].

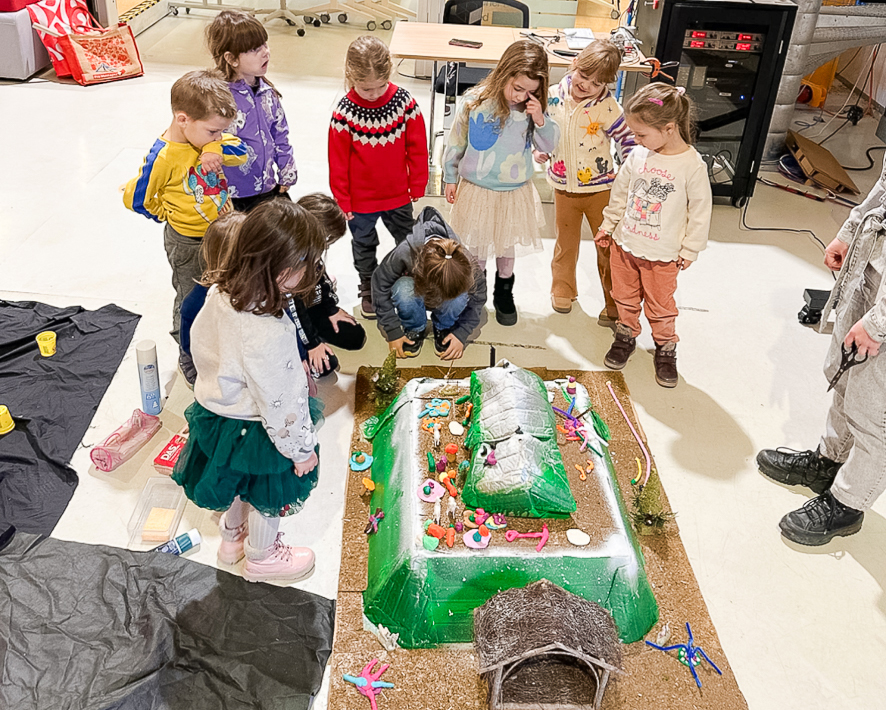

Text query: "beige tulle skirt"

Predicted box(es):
[448, 179, 545, 262]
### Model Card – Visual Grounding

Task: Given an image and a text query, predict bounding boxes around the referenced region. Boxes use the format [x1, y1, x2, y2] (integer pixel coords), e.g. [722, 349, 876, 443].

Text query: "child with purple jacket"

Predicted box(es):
[206, 11, 298, 212]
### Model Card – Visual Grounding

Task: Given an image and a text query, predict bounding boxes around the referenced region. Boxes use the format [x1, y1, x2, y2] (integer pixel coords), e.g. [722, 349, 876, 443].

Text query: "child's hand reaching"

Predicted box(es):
[328, 308, 357, 332]
[677, 256, 693, 270]
[294, 451, 319, 477]
[389, 335, 415, 358]
[438, 333, 464, 361]
[594, 229, 611, 248]
[308, 343, 335, 376]
[199, 152, 223, 174]
[525, 94, 545, 127]
[444, 183, 457, 204]
[533, 150, 550, 164]
[345, 212, 354, 221]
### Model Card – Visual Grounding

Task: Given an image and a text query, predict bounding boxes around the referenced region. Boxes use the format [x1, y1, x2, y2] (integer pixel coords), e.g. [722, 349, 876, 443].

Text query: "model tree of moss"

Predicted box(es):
[372, 351, 400, 414]
[631, 469, 673, 535]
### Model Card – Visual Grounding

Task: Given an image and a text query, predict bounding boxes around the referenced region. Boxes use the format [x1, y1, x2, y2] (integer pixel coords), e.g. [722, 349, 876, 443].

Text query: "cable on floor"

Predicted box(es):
[843, 145, 886, 172]
[739, 186, 835, 280]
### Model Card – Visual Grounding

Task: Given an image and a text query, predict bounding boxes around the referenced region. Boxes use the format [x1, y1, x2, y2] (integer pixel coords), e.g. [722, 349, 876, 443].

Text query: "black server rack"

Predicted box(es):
[626, 0, 796, 206]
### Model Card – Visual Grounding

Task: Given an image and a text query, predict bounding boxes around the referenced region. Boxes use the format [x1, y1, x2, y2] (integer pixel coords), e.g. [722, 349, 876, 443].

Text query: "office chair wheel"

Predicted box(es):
[611, 8, 619, 18]
[303, 15, 311, 22]
[170, 5, 178, 14]
[381, 19, 392, 29]
[338, 13, 348, 22]
[367, 20, 377, 30]
[321, 12, 330, 22]
[732, 195, 748, 208]
[313, 18, 321, 26]
[297, 27, 305, 35]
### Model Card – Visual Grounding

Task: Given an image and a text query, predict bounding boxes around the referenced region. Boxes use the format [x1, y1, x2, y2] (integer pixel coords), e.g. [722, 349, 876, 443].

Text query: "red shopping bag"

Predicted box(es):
[27, 0, 93, 77]
[58, 24, 144, 85]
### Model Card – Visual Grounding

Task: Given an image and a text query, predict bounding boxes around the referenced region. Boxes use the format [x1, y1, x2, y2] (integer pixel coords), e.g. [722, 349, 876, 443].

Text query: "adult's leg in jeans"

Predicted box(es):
[829, 350, 886, 510]
[582, 190, 617, 317]
[551, 190, 584, 299]
[349, 211, 381, 279]
[639, 259, 680, 344]
[431, 292, 470, 330]
[819, 309, 857, 463]
[163, 224, 205, 344]
[609, 243, 644, 337]
[379, 202, 416, 245]
[391, 277, 428, 333]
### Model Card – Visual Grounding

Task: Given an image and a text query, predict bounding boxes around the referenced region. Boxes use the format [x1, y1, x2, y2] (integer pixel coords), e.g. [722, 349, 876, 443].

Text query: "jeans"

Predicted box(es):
[349, 202, 415, 278]
[391, 277, 468, 333]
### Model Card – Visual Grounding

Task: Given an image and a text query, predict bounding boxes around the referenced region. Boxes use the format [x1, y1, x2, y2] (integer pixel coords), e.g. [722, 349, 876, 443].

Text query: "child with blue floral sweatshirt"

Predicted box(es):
[442, 40, 559, 326]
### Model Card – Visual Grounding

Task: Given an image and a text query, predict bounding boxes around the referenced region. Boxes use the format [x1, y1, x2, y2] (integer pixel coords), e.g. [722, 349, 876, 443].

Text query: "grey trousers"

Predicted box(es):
[819, 263, 886, 511]
[163, 224, 205, 344]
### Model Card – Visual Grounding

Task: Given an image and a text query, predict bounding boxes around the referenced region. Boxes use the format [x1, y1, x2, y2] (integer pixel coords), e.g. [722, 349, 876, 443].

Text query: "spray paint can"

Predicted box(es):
[150, 528, 202, 555]
[136, 340, 162, 415]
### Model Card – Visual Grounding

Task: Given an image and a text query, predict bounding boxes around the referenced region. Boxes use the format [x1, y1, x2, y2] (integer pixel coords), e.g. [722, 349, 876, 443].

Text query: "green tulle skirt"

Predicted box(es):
[172, 400, 322, 518]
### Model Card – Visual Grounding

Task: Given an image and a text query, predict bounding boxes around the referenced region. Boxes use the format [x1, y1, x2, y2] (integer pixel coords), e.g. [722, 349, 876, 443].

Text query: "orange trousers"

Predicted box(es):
[610, 242, 680, 344]
[551, 189, 617, 317]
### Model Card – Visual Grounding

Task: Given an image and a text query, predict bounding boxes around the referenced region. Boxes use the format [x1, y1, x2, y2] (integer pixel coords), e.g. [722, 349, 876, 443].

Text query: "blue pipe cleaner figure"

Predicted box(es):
[645, 622, 722, 688]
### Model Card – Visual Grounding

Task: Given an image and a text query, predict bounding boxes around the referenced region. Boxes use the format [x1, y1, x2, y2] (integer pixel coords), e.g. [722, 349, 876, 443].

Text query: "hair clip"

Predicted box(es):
[648, 98, 663, 105]
[676, 86, 686, 96]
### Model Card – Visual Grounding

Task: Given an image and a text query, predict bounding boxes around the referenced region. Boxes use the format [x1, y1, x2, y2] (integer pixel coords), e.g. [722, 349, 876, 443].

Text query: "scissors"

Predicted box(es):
[640, 58, 680, 82]
[827, 343, 868, 392]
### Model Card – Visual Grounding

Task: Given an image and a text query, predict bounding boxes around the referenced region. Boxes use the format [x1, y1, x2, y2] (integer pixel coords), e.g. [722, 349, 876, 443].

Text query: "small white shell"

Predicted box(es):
[566, 528, 591, 546]
[448, 421, 465, 436]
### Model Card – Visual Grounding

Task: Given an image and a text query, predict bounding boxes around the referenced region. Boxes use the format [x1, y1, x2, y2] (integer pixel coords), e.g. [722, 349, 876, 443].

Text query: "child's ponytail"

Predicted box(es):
[412, 238, 474, 308]
[625, 82, 696, 144]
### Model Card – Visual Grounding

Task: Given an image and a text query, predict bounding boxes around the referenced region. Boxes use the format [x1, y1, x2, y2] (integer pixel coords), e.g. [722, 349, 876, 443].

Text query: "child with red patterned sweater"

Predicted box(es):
[328, 35, 429, 318]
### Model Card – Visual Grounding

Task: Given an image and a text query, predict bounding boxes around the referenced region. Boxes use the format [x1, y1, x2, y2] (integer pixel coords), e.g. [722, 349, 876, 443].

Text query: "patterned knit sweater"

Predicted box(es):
[328, 83, 429, 214]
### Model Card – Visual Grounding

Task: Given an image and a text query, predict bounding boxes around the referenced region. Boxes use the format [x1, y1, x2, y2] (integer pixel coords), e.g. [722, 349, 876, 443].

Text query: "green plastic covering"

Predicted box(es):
[462, 365, 575, 518]
[363, 370, 658, 649]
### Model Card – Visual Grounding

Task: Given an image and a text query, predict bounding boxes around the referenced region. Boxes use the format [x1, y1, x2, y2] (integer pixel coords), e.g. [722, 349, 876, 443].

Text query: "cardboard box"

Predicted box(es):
[785, 130, 859, 195]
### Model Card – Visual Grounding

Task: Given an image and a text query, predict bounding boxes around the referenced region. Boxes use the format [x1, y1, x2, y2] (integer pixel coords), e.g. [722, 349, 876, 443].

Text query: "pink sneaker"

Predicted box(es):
[243, 533, 315, 583]
[217, 512, 247, 565]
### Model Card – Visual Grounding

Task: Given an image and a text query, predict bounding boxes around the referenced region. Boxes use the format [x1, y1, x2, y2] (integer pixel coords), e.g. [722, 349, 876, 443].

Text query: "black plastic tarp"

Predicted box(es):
[0, 531, 336, 709]
[0, 300, 140, 535]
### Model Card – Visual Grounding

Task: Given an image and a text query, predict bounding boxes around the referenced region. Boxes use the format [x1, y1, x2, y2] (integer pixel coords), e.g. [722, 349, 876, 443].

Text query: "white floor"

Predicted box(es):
[3, 15, 886, 710]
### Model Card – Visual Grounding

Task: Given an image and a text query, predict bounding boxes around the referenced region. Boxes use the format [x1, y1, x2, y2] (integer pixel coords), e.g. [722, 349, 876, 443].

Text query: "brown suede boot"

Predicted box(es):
[654, 342, 678, 388]
[604, 324, 636, 370]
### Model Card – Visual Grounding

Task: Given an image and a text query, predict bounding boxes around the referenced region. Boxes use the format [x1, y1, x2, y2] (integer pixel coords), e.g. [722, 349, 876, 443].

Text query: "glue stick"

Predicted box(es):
[136, 340, 162, 415]
[150, 529, 201, 555]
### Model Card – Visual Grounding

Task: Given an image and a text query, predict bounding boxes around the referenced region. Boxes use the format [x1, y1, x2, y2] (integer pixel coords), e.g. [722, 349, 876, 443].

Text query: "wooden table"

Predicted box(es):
[389, 22, 648, 173]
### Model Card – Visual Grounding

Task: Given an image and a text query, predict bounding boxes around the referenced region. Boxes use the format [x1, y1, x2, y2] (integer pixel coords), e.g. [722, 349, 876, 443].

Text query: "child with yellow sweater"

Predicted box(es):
[124, 70, 247, 343]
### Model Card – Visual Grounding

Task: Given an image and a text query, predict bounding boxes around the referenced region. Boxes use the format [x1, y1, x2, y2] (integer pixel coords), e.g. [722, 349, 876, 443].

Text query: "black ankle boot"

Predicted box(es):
[493, 272, 517, 326]
[756, 448, 841, 494]
[779, 490, 863, 546]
